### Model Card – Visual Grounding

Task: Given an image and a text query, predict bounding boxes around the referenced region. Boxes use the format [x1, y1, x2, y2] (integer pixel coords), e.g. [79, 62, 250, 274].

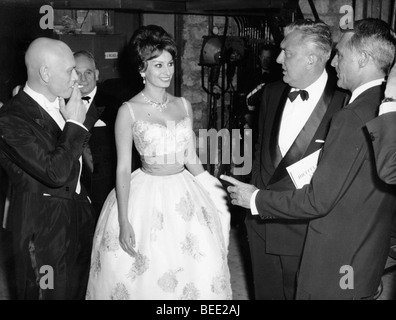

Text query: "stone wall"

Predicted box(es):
[181, 15, 209, 132]
[181, 15, 240, 132]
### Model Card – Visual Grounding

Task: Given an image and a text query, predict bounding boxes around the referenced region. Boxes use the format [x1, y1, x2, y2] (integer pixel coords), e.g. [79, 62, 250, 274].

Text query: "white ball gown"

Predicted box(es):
[86, 98, 232, 300]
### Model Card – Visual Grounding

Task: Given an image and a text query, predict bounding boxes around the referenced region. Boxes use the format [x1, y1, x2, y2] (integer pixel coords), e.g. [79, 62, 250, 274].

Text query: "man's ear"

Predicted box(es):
[358, 51, 370, 68]
[95, 69, 99, 81]
[39, 66, 50, 83]
[307, 54, 318, 67]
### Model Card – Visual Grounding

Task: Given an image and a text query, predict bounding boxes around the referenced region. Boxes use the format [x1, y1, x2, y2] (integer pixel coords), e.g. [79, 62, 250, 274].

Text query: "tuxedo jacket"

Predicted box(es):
[0, 90, 94, 299]
[254, 85, 396, 299]
[366, 112, 396, 185]
[81, 87, 118, 217]
[246, 72, 349, 256]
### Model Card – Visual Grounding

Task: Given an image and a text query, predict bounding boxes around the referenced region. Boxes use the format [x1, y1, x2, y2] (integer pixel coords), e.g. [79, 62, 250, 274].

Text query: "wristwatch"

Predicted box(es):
[382, 97, 396, 103]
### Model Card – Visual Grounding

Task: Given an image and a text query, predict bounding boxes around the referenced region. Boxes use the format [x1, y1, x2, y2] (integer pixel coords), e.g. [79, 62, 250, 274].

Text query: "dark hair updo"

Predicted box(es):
[128, 25, 177, 73]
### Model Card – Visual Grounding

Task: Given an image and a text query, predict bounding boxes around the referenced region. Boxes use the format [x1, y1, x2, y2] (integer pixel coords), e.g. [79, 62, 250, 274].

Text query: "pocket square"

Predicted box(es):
[94, 119, 106, 127]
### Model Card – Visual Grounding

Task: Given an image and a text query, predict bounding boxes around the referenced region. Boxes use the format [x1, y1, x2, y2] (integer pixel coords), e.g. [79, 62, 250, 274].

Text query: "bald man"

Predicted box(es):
[0, 37, 95, 300]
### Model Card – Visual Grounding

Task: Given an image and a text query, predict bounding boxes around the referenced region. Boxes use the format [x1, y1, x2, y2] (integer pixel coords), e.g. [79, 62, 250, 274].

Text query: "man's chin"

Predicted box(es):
[337, 80, 347, 90]
[283, 75, 290, 83]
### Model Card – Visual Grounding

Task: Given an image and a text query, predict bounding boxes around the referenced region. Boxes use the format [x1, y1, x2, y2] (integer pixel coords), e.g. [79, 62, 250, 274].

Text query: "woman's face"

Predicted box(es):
[144, 50, 174, 88]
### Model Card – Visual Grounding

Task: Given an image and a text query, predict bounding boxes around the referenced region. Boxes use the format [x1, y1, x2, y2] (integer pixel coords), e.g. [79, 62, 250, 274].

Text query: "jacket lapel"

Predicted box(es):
[269, 86, 291, 169]
[268, 73, 337, 185]
[17, 91, 63, 138]
[33, 118, 62, 137]
[83, 98, 105, 130]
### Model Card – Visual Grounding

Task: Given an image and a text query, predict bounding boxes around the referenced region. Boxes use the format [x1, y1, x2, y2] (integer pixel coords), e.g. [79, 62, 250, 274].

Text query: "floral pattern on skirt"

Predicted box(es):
[86, 169, 232, 300]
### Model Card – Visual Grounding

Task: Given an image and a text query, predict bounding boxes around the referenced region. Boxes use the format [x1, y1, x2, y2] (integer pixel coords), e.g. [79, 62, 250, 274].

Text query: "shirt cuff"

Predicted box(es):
[379, 102, 396, 115]
[250, 189, 260, 215]
[66, 120, 88, 131]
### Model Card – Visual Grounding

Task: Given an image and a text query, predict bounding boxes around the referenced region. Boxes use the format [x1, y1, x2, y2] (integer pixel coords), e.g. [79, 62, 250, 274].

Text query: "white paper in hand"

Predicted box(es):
[286, 149, 322, 189]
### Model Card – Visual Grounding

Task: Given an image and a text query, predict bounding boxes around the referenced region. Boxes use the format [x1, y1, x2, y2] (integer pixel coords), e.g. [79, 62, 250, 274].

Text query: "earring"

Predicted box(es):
[141, 73, 146, 84]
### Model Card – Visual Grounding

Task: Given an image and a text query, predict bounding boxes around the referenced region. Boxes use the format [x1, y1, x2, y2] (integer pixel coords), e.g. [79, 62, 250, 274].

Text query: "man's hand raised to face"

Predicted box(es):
[59, 84, 87, 124]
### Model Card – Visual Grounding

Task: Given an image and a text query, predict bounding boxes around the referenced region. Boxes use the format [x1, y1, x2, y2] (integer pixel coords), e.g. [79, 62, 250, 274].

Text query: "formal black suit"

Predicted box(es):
[254, 84, 396, 299]
[81, 86, 119, 220]
[366, 111, 396, 256]
[366, 112, 396, 184]
[0, 90, 95, 300]
[246, 71, 349, 299]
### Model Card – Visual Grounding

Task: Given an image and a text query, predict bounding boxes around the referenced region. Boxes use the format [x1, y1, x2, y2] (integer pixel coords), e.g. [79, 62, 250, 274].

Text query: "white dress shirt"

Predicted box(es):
[278, 70, 328, 156]
[24, 84, 66, 130]
[23, 84, 84, 194]
[82, 86, 96, 111]
[379, 102, 396, 115]
[250, 70, 328, 215]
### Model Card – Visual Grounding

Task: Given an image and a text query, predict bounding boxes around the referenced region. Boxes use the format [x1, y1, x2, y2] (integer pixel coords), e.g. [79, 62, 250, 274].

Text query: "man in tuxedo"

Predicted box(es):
[222, 18, 396, 300]
[74, 50, 118, 220]
[0, 38, 95, 299]
[232, 19, 350, 300]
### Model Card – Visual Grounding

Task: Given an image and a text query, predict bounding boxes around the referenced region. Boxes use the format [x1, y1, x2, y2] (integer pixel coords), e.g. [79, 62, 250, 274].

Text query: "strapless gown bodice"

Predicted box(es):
[132, 117, 191, 175]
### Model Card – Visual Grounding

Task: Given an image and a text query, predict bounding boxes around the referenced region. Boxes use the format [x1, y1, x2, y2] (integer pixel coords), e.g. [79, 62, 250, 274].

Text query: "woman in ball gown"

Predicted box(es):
[85, 25, 232, 300]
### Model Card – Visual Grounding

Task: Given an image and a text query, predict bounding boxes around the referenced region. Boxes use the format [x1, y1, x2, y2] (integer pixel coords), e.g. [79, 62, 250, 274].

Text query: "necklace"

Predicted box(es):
[141, 92, 168, 112]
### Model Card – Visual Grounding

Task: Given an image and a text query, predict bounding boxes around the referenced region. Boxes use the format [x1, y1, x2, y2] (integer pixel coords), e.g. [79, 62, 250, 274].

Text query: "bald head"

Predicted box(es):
[25, 38, 72, 72]
[25, 37, 78, 101]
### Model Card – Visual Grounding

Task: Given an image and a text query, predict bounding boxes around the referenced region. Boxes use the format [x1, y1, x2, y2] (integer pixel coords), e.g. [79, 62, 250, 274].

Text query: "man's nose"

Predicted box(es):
[330, 55, 338, 68]
[276, 52, 284, 64]
[79, 73, 88, 82]
[71, 69, 79, 82]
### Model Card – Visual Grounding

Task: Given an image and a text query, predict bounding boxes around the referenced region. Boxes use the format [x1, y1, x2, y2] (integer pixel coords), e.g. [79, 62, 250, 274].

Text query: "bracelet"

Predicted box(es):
[382, 97, 396, 103]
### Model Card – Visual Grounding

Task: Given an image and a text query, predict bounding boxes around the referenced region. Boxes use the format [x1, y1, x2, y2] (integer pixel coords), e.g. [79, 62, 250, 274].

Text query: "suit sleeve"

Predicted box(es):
[0, 116, 90, 188]
[255, 108, 366, 220]
[366, 112, 396, 184]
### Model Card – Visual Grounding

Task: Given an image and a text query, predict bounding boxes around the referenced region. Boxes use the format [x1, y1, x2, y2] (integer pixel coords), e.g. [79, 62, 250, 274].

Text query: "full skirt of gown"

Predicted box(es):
[86, 168, 232, 300]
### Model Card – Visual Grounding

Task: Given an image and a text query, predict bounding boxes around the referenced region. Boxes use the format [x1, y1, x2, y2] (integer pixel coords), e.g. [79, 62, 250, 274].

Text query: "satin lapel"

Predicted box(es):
[33, 118, 62, 138]
[84, 99, 101, 130]
[268, 75, 335, 185]
[269, 86, 291, 169]
[17, 91, 63, 138]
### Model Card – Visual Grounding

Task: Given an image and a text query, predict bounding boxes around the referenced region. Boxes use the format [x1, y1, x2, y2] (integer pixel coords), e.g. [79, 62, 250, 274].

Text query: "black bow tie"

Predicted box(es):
[288, 90, 309, 102]
[81, 96, 91, 102]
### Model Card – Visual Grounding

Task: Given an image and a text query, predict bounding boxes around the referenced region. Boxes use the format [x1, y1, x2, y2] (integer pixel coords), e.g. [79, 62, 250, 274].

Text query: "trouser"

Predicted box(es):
[12, 192, 95, 300]
[247, 227, 301, 300]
